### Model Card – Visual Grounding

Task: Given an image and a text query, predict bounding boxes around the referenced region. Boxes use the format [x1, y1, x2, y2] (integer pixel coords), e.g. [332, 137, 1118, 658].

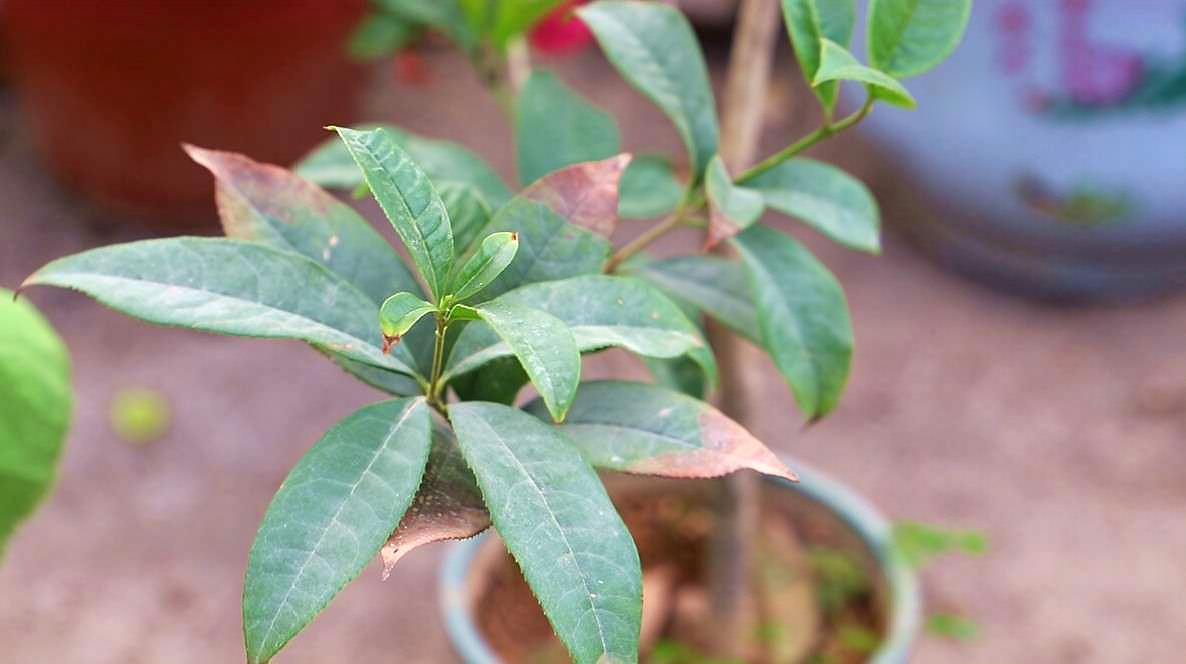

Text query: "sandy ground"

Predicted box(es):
[2, 47, 1185, 664]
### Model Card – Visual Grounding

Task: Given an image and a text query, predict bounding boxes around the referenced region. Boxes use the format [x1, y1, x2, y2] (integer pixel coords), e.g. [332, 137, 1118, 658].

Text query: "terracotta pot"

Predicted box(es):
[2, 0, 368, 228]
[440, 458, 920, 663]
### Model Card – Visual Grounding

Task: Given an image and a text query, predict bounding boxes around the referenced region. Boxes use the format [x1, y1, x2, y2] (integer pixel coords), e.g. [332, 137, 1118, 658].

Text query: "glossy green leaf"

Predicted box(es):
[243, 398, 432, 663]
[380, 417, 489, 576]
[704, 154, 765, 248]
[445, 275, 716, 390]
[379, 292, 436, 351]
[471, 300, 580, 422]
[333, 127, 455, 300]
[815, 38, 916, 108]
[746, 158, 880, 253]
[781, 0, 856, 110]
[618, 155, 683, 220]
[448, 402, 641, 664]
[517, 70, 621, 187]
[469, 197, 612, 300]
[451, 232, 520, 302]
[529, 381, 794, 480]
[23, 238, 418, 378]
[580, 1, 719, 177]
[731, 225, 853, 420]
[449, 356, 530, 405]
[0, 291, 70, 557]
[623, 255, 759, 344]
[867, 0, 972, 78]
[297, 124, 510, 209]
[185, 146, 423, 304]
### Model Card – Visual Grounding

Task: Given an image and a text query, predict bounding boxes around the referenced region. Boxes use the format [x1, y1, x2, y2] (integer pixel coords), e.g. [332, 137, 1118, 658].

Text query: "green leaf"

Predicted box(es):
[730, 225, 852, 420]
[867, 0, 972, 78]
[380, 417, 489, 576]
[516, 69, 622, 187]
[468, 196, 612, 300]
[379, 292, 436, 350]
[746, 158, 880, 253]
[815, 38, 916, 108]
[333, 127, 455, 300]
[445, 275, 717, 391]
[297, 124, 510, 209]
[450, 232, 520, 302]
[925, 613, 979, 641]
[321, 352, 423, 396]
[470, 300, 580, 422]
[521, 154, 632, 238]
[488, 0, 566, 48]
[530, 381, 794, 480]
[243, 397, 432, 663]
[448, 402, 641, 664]
[439, 182, 493, 255]
[449, 356, 530, 405]
[374, 0, 477, 52]
[348, 11, 418, 61]
[781, 0, 856, 110]
[23, 238, 418, 378]
[0, 291, 70, 557]
[704, 154, 765, 248]
[892, 520, 988, 569]
[622, 255, 759, 344]
[185, 145, 423, 304]
[618, 155, 683, 220]
[642, 356, 707, 399]
[580, 1, 719, 178]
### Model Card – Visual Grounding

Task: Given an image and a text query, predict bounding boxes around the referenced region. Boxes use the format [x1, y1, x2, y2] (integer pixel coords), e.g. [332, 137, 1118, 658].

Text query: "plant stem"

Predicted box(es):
[737, 94, 874, 184]
[604, 198, 693, 272]
[427, 315, 448, 410]
[706, 0, 782, 658]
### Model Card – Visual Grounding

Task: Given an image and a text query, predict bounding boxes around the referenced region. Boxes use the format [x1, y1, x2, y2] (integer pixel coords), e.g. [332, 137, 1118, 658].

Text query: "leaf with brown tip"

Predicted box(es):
[528, 381, 795, 481]
[522, 154, 632, 238]
[380, 421, 489, 578]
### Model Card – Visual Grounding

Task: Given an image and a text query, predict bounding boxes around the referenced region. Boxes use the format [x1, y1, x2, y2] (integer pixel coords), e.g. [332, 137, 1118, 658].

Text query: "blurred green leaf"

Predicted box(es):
[893, 520, 988, 568]
[867, 0, 972, 78]
[926, 612, 980, 641]
[705, 154, 765, 247]
[624, 254, 759, 345]
[780, 0, 855, 111]
[731, 225, 853, 420]
[516, 70, 621, 187]
[348, 11, 419, 61]
[110, 388, 170, 445]
[618, 155, 683, 220]
[0, 291, 70, 558]
[746, 158, 880, 253]
[580, 1, 719, 178]
[815, 38, 916, 109]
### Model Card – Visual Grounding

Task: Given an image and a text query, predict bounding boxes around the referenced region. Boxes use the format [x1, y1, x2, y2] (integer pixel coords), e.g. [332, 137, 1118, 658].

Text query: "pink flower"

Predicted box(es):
[530, 1, 593, 56]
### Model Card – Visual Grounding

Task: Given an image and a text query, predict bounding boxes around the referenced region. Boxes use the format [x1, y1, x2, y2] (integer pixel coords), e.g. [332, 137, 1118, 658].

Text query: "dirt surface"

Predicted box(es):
[2, 46, 1185, 664]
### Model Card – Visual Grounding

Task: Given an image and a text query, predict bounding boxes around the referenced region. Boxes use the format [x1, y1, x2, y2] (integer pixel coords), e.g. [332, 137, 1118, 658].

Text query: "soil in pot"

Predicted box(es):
[466, 476, 891, 664]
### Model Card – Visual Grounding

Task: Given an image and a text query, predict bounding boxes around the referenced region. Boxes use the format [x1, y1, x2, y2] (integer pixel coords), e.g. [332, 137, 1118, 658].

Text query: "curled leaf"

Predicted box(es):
[379, 292, 436, 352]
[704, 154, 765, 248]
[450, 231, 520, 302]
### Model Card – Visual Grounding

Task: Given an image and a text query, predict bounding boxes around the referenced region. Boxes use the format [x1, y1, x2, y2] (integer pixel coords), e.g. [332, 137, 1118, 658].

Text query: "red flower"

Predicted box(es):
[529, 1, 593, 56]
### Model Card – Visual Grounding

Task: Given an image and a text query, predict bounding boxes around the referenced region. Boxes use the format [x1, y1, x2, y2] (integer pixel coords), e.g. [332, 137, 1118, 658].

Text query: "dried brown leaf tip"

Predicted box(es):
[381, 334, 400, 354]
[523, 153, 632, 238]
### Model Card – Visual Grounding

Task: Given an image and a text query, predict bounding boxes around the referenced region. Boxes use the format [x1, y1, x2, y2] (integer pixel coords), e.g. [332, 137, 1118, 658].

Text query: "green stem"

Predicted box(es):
[427, 315, 448, 410]
[736, 93, 875, 184]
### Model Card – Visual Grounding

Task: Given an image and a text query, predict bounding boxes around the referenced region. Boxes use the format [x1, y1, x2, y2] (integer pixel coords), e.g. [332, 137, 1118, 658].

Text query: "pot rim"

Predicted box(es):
[439, 455, 921, 663]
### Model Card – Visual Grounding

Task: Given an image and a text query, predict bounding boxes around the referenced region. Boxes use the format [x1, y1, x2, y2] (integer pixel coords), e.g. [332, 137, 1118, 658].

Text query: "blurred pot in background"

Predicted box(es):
[2, 0, 367, 229]
[863, 0, 1186, 299]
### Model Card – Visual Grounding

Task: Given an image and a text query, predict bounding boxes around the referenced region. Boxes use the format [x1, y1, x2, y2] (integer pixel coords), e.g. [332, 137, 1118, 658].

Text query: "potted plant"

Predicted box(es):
[17, 0, 970, 662]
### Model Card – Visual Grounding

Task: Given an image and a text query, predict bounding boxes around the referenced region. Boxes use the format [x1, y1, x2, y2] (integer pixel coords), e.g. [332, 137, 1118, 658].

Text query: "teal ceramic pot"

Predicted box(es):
[861, 0, 1186, 299]
[439, 457, 920, 663]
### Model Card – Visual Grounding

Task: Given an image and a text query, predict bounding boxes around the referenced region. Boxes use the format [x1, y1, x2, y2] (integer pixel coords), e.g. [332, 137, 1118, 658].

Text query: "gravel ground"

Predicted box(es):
[2, 48, 1185, 664]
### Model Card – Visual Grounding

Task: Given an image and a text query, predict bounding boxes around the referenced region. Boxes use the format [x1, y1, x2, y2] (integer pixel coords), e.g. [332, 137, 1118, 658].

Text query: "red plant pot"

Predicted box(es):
[2, 0, 367, 228]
